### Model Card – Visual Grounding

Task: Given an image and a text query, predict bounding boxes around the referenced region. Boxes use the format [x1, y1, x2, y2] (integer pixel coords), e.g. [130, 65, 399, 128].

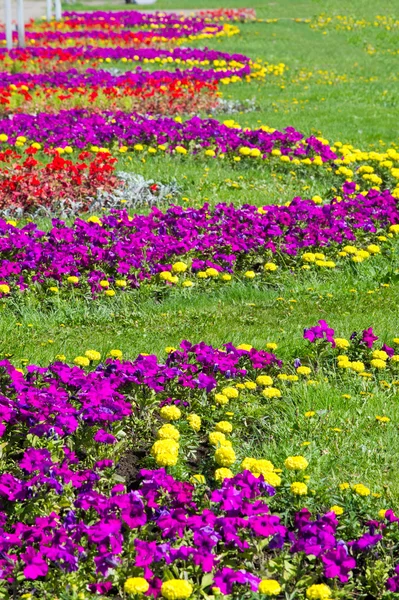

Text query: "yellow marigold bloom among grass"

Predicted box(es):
[209, 431, 227, 446]
[262, 471, 282, 487]
[190, 474, 205, 484]
[73, 356, 90, 367]
[124, 577, 150, 595]
[222, 387, 239, 398]
[306, 584, 332, 599]
[297, 366, 311, 376]
[215, 393, 229, 405]
[284, 455, 309, 471]
[258, 579, 282, 596]
[352, 483, 371, 496]
[256, 375, 273, 386]
[160, 406, 181, 421]
[161, 580, 193, 600]
[215, 446, 236, 466]
[371, 359, 387, 369]
[215, 467, 234, 481]
[172, 261, 187, 273]
[187, 413, 201, 431]
[330, 505, 344, 515]
[109, 349, 123, 358]
[157, 424, 180, 441]
[334, 337, 350, 349]
[262, 387, 282, 398]
[84, 350, 101, 361]
[215, 421, 233, 434]
[290, 481, 308, 495]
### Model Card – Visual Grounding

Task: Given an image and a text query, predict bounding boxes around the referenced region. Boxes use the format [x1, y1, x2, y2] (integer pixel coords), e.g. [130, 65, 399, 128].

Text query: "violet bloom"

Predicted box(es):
[93, 429, 116, 444]
[361, 327, 378, 348]
[321, 544, 356, 582]
[20, 548, 48, 580]
[304, 320, 336, 347]
[213, 567, 260, 595]
[387, 565, 399, 592]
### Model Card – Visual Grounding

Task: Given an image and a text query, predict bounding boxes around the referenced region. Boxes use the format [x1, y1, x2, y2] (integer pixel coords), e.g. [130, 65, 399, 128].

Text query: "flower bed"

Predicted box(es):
[0, 188, 396, 296]
[0, 327, 398, 597]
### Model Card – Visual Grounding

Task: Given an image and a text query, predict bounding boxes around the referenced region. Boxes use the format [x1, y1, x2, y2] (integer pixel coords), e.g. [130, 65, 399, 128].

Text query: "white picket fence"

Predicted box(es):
[3, 0, 62, 49]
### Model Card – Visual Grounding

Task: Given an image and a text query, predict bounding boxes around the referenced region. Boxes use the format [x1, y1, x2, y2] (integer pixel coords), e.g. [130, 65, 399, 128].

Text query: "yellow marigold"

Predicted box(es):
[172, 261, 187, 273]
[99, 280, 109, 288]
[378, 509, 387, 519]
[340, 482, 350, 490]
[244, 270, 256, 279]
[284, 455, 309, 471]
[305, 411, 315, 417]
[302, 252, 316, 262]
[0, 284, 10, 294]
[262, 387, 282, 398]
[258, 579, 282, 596]
[174, 146, 188, 156]
[237, 343, 252, 351]
[241, 457, 258, 471]
[266, 342, 278, 350]
[251, 458, 275, 474]
[372, 350, 389, 361]
[297, 366, 311, 376]
[222, 386, 239, 398]
[330, 505, 344, 515]
[160, 271, 173, 282]
[67, 276, 79, 284]
[367, 244, 380, 254]
[215, 467, 234, 481]
[221, 274, 232, 281]
[84, 350, 101, 362]
[352, 483, 371, 496]
[157, 424, 180, 441]
[334, 338, 350, 349]
[264, 263, 278, 271]
[215, 393, 229, 405]
[151, 439, 179, 467]
[109, 349, 122, 359]
[215, 446, 236, 467]
[215, 421, 233, 434]
[255, 375, 273, 386]
[115, 279, 127, 288]
[262, 471, 282, 487]
[350, 361, 365, 373]
[161, 580, 193, 600]
[160, 406, 181, 421]
[206, 267, 219, 278]
[306, 584, 331, 600]
[389, 224, 399, 234]
[187, 413, 201, 431]
[371, 359, 386, 369]
[290, 482, 308, 496]
[124, 577, 150, 595]
[73, 356, 90, 367]
[209, 431, 227, 446]
[190, 474, 205, 484]
[245, 381, 257, 390]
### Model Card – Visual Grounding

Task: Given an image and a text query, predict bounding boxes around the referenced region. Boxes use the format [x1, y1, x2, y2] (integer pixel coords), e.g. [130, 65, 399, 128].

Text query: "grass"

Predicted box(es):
[7, 0, 399, 499]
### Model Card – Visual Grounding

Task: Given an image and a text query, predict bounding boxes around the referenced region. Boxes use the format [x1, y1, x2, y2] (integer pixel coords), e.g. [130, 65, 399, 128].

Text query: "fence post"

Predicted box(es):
[16, 0, 25, 47]
[47, 0, 53, 21]
[55, 0, 62, 20]
[4, 0, 12, 50]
